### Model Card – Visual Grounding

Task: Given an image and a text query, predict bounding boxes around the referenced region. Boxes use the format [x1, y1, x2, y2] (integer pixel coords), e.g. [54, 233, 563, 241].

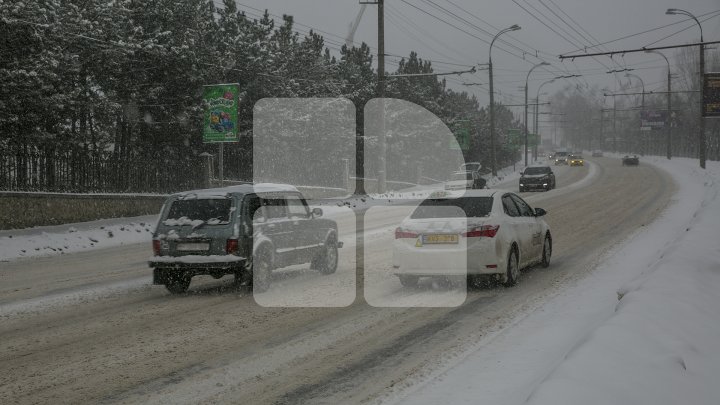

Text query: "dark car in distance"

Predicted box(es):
[622, 155, 640, 166]
[148, 183, 342, 294]
[519, 166, 556, 192]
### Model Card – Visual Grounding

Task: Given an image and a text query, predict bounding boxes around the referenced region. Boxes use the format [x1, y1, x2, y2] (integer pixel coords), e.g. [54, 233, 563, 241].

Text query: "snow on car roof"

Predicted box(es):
[172, 183, 299, 199]
[429, 189, 501, 199]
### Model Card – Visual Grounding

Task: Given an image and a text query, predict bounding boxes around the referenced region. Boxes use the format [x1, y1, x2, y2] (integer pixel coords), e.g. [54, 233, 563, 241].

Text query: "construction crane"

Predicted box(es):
[346, 4, 367, 48]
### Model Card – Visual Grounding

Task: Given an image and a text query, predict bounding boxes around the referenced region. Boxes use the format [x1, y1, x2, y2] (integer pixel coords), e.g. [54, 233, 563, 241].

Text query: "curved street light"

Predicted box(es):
[645, 50, 672, 159]
[625, 73, 646, 154]
[524, 62, 550, 166]
[488, 24, 521, 176]
[666, 8, 705, 169]
[534, 78, 555, 159]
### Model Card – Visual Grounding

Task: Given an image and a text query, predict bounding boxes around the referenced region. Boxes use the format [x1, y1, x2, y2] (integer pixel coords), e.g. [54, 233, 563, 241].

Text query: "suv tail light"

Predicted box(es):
[152, 240, 161, 256]
[226, 239, 239, 254]
[463, 225, 500, 238]
[395, 228, 419, 239]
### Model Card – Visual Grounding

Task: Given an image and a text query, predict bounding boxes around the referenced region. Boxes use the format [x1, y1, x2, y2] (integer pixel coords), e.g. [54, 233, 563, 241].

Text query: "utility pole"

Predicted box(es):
[667, 67, 673, 159]
[361, 0, 386, 192]
[613, 96, 617, 153]
[377, 0, 386, 193]
[598, 108, 605, 149]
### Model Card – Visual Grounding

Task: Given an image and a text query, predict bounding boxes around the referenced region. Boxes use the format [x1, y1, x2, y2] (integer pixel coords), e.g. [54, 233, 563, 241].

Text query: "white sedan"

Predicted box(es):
[392, 189, 552, 287]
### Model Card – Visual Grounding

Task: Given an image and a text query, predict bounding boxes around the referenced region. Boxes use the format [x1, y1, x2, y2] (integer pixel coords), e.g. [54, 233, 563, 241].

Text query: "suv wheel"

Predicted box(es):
[313, 236, 339, 275]
[252, 248, 273, 293]
[165, 276, 191, 294]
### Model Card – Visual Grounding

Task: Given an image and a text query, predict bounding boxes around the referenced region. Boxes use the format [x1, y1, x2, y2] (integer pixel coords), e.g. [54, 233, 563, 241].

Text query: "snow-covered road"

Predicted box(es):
[0, 158, 679, 404]
[388, 156, 720, 405]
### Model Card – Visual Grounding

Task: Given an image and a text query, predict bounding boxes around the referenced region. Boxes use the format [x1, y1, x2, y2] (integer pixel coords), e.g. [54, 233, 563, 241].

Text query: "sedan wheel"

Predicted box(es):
[504, 248, 519, 287]
[541, 234, 552, 268]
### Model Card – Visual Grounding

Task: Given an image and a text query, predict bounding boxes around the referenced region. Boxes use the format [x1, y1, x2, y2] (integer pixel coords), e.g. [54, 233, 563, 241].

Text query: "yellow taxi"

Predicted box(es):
[569, 154, 584, 166]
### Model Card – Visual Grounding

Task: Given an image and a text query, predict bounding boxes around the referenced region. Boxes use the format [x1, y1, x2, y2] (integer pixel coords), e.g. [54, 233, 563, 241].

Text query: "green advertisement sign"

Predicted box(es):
[450, 120, 471, 151]
[507, 129, 538, 148]
[507, 128, 522, 148]
[203, 84, 239, 143]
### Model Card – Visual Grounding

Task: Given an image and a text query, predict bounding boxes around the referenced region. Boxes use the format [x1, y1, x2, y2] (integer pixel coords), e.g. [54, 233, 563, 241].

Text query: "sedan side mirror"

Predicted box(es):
[312, 207, 323, 217]
[534, 208, 547, 217]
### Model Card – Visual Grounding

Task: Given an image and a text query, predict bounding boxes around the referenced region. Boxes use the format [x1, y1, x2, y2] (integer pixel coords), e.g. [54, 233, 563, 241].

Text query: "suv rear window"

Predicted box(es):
[411, 197, 493, 219]
[165, 198, 232, 225]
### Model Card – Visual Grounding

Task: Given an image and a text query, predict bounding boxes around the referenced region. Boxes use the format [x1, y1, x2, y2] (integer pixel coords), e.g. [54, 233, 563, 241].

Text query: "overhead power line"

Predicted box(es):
[560, 40, 720, 59]
[560, 8, 720, 55]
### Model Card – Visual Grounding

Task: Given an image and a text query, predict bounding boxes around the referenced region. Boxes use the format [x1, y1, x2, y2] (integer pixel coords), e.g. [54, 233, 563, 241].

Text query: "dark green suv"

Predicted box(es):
[149, 184, 342, 294]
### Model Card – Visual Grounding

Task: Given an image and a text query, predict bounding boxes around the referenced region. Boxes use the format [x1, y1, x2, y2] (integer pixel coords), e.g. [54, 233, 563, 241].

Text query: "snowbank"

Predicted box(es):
[0, 216, 157, 262]
[527, 157, 720, 405]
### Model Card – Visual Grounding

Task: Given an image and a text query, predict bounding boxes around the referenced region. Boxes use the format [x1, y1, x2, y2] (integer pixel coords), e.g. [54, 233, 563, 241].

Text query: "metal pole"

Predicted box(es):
[613, 96, 617, 153]
[699, 39, 705, 168]
[534, 99, 538, 157]
[524, 62, 548, 167]
[648, 50, 672, 159]
[668, 65, 672, 159]
[666, 8, 704, 168]
[488, 25, 520, 177]
[488, 59, 496, 176]
[377, 0, 386, 193]
[524, 81, 528, 166]
[218, 142, 224, 187]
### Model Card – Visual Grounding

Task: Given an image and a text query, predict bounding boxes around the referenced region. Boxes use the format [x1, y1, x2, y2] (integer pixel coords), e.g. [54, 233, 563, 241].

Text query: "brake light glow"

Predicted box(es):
[395, 228, 419, 239]
[226, 239, 239, 254]
[462, 225, 500, 238]
[152, 240, 161, 256]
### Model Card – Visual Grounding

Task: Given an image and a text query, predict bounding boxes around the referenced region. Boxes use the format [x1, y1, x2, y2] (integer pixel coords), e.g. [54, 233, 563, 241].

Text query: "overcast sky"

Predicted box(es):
[231, 0, 719, 116]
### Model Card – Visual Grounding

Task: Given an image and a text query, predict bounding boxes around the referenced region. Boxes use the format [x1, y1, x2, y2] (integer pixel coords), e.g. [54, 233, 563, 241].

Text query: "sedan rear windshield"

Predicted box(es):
[451, 173, 473, 181]
[524, 167, 551, 175]
[165, 198, 232, 225]
[411, 197, 493, 219]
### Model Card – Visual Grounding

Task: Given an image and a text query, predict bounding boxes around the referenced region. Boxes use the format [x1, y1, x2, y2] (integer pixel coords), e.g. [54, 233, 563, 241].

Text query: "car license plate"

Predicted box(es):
[422, 234, 459, 244]
[176, 243, 210, 251]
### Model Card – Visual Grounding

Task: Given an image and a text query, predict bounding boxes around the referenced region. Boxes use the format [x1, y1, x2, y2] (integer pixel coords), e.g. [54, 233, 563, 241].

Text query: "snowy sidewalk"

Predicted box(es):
[389, 157, 720, 405]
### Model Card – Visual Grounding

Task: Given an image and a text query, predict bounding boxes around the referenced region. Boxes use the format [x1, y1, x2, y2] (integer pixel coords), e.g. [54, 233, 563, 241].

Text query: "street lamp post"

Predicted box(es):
[666, 8, 705, 169]
[625, 73, 645, 154]
[645, 50, 672, 159]
[488, 24, 521, 177]
[525, 62, 549, 167]
[535, 78, 555, 158]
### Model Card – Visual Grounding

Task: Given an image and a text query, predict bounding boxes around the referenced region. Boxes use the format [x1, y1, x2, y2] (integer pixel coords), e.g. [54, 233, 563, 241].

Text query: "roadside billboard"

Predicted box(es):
[203, 84, 239, 143]
[640, 110, 668, 131]
[703, 73, 720, 118]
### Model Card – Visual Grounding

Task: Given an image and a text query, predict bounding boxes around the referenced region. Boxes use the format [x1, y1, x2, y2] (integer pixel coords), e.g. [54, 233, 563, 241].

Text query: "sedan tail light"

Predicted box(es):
[152, 239, 161, 256]
[463, 225, 500, 238]
[226, 239, 239, 254]
[395, 228, 419, 239]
